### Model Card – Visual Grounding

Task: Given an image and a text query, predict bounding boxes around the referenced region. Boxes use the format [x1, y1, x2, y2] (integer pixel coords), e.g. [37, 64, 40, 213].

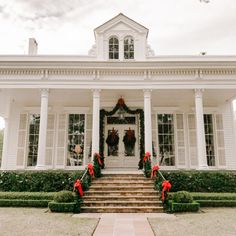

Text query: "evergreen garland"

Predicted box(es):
[144, 157, 152, 178]
[100, 99, 145, 169]
[93, 153, 102, 178]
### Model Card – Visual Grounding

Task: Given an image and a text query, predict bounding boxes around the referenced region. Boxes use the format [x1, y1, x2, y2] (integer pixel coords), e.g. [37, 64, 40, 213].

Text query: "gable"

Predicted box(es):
[94, 13, 148, 37]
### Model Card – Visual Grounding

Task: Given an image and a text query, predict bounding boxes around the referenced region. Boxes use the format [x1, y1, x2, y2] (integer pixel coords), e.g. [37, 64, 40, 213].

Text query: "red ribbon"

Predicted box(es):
[95, 153, 102, 166]
[162, 180, 171, 201]
[151, 165, 160, 178]
[74, 179, 84, 197]
[87, 163, 94, 178]
[143, 152, 151, 162]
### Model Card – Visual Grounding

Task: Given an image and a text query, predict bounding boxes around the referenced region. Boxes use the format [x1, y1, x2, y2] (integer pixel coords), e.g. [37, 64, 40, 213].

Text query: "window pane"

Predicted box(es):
[157, 114, 175, 166]
[204, 114, 215, 166]
[109, 37, 119, 59]
[27, 114, 40, 166]
[124, 36, 134, 59]
[67, 114, 85, 166]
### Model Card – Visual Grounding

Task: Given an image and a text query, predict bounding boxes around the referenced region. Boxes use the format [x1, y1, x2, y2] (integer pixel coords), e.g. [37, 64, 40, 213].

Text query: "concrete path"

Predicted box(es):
[74, 213, 175, 236]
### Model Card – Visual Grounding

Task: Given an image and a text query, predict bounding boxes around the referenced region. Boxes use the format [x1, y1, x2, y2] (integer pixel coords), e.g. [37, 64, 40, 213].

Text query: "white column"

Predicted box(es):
[91, 89, 100, 159]
[36, 89, 49, 169]
[1, 97, 11, 170]
[195, 89, 208, 169]
[143, 89, 153, 161]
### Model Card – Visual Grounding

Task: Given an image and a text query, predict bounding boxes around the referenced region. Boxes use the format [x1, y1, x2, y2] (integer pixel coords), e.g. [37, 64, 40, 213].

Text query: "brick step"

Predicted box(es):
[89, 186, 154, 191]
[82, 200, 162, 207]
[101, 174, 144, 178]
[81, 206, 164, 213]
[91, 182, 154, 186]
[93, 179, 154, 183]
[84, 190, 159, 196]
[83, 195, 160, 201]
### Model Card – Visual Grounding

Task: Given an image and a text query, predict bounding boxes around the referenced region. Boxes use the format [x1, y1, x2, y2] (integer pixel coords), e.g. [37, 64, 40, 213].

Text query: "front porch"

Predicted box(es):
[0, 88, 236, 170]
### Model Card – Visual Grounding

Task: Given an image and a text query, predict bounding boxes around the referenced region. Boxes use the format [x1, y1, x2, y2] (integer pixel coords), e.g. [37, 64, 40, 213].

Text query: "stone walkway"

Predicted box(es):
[74, 213, 175, 236]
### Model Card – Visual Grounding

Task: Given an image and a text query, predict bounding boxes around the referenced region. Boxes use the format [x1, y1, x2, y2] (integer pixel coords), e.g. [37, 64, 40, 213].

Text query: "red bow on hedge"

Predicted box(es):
[143, 152, 151, 162]
[95, 153, 102, 166]
[74, 179, 84, 197]
[87, 163, 94, 178]
[151, 165, 160, 178]
[162, 180, 171, 201]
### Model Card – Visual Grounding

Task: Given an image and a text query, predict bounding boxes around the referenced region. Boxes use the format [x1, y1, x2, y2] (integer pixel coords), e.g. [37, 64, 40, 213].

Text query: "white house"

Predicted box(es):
[1, 13, 236, 171]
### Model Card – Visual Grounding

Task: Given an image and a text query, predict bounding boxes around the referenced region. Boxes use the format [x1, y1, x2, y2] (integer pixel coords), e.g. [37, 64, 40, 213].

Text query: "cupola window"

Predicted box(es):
[109, 37, 119, 59]
[124, 36, 134, 59]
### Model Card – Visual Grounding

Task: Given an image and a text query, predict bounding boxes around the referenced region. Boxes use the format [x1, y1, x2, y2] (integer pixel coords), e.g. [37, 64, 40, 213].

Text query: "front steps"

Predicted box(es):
[81, 173, 163, 213]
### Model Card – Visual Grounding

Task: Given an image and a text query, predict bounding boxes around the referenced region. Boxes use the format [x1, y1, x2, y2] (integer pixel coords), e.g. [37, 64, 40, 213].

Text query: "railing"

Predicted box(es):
[80, 167, 89, 182]
[157, 169, 166, 181]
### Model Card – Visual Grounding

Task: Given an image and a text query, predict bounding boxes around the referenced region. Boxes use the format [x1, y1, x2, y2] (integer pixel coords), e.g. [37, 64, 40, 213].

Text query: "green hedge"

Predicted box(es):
[0, 199, 49, 207]
[155, 170, 236, 192]
[0, 192, 55, 200]
[0, 170, 83, 192]
[170, 200, 200, 212]
[48, 201, 78, 213]
[196, 200, 236, 207]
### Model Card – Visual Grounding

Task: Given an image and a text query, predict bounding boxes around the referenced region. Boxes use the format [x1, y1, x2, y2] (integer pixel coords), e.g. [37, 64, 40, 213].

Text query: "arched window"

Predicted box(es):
[109, 37, 119, 59]
[124, 36, 134, 59]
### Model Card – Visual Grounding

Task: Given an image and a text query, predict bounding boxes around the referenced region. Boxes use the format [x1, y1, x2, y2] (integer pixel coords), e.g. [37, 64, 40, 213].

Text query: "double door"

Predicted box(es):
[105, 125, 139, 168]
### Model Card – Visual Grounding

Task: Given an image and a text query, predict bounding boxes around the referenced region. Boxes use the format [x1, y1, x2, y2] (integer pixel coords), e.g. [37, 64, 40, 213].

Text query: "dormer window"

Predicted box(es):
[124, 36, 134, 59]
[109, 37, 119, 59]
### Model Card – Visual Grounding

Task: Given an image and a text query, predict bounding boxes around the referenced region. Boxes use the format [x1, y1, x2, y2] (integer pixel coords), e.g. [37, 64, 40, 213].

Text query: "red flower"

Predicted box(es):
[87, 163, 94, 178]
[73, 179, 84, 197]
[162, 180, 171, 201]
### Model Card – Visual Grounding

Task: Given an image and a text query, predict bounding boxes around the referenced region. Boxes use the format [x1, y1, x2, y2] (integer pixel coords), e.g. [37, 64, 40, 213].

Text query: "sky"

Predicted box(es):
[0, 0, 236, 129]
[0, 0, 236, 55]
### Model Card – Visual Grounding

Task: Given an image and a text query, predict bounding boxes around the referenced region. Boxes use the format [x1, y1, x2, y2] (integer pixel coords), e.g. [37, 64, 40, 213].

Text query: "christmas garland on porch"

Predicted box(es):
[100, 98, 145, 169]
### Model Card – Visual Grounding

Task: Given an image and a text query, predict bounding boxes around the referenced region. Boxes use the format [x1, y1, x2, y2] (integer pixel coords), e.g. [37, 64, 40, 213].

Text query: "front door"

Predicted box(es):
[105, 125, 139, 168]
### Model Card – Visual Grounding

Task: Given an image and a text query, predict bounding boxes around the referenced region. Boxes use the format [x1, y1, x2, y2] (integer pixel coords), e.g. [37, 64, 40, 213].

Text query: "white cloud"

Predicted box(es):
[0, 0, 236, 55]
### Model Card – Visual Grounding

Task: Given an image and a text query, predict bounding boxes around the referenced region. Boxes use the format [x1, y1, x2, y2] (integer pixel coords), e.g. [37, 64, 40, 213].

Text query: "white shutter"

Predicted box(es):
[85, 114, 92, 164]
[55, 114, 67, 167]
[176, 114, 185, 166]
[16, 114, 27, 167]
[188, 114, 198, 167]
[215, 114, 226, 166]
[46, 114, 55, 166]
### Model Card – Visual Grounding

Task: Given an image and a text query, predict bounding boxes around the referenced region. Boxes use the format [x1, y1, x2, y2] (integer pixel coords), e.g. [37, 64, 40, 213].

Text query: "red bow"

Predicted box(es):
[95, 153, 102, 166]
[162, 180, 171, 201]
[151, 165, 160, 178]
[74, 179, 84, 197]
[87, 163, 94, 178]
[143, 152, 151, 162]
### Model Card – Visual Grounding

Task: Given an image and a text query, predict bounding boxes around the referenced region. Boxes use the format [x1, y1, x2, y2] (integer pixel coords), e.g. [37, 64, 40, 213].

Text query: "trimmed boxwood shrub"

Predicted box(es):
[171, 201, 200, 212]
[0, 170, 83, 192]
[172, 191, 193, 203]
[53, 191, 75, 203]
[48, 201, 77, 212]
[0, 199, 50, 207]
[154, 170, 236, 192]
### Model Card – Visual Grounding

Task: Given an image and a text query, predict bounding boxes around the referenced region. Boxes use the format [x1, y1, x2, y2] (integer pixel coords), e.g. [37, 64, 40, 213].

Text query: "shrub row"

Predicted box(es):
[0, 199, 50, 207]
[0, 192, 55, 200]
[0, 170, 84, 192]
[155, 170, 236, 192]
[196, 200, 236, 207]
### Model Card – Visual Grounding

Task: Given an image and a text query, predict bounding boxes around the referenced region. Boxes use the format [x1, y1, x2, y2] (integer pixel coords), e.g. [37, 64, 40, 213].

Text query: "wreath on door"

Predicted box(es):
[106, 128, 119, 147]
[123, 128, 136, 149]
